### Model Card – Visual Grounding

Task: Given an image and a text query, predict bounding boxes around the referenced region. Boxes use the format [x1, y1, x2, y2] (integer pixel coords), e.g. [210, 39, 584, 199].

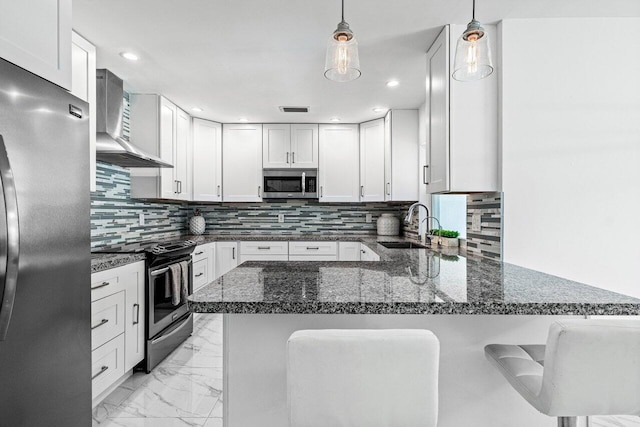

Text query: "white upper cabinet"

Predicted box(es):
[0, 0, 72, 89]
[263, 124, 291, 168]
[223, 124, 263, 202]
[129, 95, 191, 200]
[290, 124, 318, 168]
[192, 119, 222, 202]
[263, 124, 318, 169]
[318, 124, 360, 202]
[70, 32, 97, 192]
[359, 119, 385, 202]
[425, 25, 499, 194]
[384, 110, 419, 201]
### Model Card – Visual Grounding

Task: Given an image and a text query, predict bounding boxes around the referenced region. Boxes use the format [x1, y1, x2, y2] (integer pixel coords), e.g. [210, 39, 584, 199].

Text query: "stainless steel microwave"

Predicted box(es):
[263, 169, 318, 199]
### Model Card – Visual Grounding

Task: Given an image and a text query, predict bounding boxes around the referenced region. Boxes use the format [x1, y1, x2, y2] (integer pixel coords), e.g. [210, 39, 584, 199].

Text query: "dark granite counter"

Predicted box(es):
[189, 237, 640, 315]
[91, 253, 146, 273]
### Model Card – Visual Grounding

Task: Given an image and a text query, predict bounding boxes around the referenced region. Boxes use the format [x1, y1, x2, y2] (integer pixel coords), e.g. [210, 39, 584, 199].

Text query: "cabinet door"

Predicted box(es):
[192, 119, 222, 201]
[70, 32, 97, 192]
[263, 124, 291, 168]
[215, 242, 238, 279]
[318, 124, 359, 202]
[175, 108, 191, 200]
[426, 27, 450, 193]
[384, 112, 392, 201]
[0, 0, 72, 89]
[223, 124, 263, 202]
[389, 110, 419, 201]
[359, 119, 385, 201]
[291, 124, 318, 169]
[338, 242, 361, 261]
[159, 97, 178, 199]
[124, 262, 145, 372]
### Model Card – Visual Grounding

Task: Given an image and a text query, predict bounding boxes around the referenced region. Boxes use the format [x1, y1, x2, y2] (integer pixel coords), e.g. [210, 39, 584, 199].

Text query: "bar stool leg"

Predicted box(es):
[558, 416, 577, 427]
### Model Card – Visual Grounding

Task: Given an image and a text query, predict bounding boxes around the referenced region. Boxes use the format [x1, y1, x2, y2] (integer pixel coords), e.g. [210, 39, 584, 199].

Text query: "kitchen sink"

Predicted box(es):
[378, 241, 428, 249]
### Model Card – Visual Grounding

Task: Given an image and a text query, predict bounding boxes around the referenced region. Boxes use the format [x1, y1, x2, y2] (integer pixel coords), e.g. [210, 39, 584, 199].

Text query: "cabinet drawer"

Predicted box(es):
[90, 274, 120, 302]
[289, 241, 337, 256]
[91, 291, 125, 351]
[240, 241, 288, 255]
[192, 245, 210, 262]
[193, 258, 209, 292]
[289, 254, 338, 261]
[92, 334, 125, 400]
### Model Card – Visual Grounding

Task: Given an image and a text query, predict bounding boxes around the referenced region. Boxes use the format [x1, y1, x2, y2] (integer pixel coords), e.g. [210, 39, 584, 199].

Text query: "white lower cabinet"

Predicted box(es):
[192, 242, 215, 293]
[239, 241, 288, 263]
[91, 261, 145, 405]
[360, 244, 381, 261]
[338, 242, 361, 261]
[289, 241, 338, 261]
[215, 242, 239, 279]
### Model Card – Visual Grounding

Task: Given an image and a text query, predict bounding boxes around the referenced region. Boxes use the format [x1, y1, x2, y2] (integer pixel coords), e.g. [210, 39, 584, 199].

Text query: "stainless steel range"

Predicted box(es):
[94, 239, 196, 373]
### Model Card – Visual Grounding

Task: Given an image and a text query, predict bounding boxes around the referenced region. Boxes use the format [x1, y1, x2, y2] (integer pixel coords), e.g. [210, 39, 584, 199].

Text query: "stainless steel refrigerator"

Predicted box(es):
[0, 58, 91, 425]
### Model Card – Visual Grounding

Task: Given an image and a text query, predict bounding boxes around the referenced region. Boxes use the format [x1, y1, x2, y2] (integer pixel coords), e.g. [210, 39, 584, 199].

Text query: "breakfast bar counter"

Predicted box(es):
[189, 237, 640, 315]
[187, 237, 639, 427]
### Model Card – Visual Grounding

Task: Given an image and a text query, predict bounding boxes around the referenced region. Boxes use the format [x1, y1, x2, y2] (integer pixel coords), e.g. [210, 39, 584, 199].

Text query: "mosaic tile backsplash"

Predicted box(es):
[465, 193, 502, 260]
[91, 162, 186, 249]
[91, 162, 418, 248]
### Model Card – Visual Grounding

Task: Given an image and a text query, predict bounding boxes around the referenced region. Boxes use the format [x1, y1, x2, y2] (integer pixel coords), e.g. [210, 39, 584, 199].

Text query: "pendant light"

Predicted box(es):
[324, 0, 361, 82]
[452, 0, 493, 82]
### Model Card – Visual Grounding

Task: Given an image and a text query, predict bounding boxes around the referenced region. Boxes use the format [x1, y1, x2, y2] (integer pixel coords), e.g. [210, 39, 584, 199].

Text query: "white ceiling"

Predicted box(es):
[72, 0, 640, 123]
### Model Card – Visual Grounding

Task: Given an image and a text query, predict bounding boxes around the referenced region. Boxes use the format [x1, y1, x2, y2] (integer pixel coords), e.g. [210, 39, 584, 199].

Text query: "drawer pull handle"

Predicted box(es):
[195, 273, 204, 277]
[306, 247, 320, 250]
[92, 281, 110, 290]
[257, 246, 271, 250]
[195, 251, 204, 255]
[92, 365, 109, 380]
[91, 318, 109, 330]
[133, 303, 140, 325]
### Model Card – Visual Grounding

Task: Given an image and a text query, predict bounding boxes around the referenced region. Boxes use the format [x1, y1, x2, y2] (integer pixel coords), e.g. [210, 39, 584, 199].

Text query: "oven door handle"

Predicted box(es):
[150, 267, 170, 277]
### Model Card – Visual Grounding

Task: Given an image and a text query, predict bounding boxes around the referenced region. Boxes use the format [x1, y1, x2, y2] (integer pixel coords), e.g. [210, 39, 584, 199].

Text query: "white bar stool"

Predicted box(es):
[485, 319, 640, 426]
[287, 329, 440, 427]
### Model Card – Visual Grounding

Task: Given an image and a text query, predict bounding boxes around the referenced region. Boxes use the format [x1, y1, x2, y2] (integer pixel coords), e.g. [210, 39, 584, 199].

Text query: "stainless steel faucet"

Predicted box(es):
[404, 203, 429, 224]
[421, 216, 443, 246]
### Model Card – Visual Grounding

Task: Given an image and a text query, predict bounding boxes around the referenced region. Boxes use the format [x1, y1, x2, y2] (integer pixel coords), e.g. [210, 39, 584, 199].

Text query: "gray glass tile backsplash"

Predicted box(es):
[91, 162, 417, 249]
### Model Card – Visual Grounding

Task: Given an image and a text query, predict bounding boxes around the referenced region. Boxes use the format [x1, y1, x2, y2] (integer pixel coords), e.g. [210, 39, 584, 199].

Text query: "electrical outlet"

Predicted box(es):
[366, 214, 372, 223]
[278, 214, 285, 223]
[472, 213, 481, 232]
[139, 212, 145, 226]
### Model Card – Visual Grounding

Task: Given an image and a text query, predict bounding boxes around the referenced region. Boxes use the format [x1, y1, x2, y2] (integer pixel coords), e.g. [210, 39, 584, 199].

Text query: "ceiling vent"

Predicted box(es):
[279, 106, 309, 113]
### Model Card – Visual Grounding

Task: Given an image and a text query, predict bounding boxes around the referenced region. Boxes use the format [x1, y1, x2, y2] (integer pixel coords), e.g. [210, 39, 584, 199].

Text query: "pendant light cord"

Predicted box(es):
[342, 0, 345, 22]
[472, 0, 476, 20]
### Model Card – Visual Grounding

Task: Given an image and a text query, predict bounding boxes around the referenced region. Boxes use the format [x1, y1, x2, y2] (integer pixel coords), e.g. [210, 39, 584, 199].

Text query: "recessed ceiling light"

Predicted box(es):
[386, 80, 399, 87]
[238, 118, 248, 122]
[330, 117, 341, 122]
[372, 107, 387, 113]
[192, 107, 203, 113]
[120, 52, 139, 61]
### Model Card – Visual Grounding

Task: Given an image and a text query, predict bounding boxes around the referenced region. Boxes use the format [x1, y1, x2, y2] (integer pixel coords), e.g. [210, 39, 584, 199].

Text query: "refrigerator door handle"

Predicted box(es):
[0, 135, 21, 341]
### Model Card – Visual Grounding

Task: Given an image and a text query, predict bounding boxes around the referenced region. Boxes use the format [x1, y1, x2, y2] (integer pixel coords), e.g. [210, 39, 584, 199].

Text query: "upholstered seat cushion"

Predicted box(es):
[287, 329, 440, 427]
[486, 319, 640, 417]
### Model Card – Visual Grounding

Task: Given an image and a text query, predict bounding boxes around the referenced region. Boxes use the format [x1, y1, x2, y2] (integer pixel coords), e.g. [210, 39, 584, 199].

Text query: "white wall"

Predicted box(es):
[501, 18, 640, 298]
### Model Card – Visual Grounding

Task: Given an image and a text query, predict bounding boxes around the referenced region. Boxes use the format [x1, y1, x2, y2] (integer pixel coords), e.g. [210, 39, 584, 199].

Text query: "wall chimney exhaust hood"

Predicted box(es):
[95, 69, 172, 168]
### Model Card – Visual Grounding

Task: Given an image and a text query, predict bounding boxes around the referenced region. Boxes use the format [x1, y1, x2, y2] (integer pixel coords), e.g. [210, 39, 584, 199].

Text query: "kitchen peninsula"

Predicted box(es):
[188, 236, 640, 427]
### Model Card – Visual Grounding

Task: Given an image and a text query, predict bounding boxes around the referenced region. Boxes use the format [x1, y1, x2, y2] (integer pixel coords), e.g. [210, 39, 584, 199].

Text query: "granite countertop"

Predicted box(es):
[91, 253, 146, 273]
[189, 236, 640, 315]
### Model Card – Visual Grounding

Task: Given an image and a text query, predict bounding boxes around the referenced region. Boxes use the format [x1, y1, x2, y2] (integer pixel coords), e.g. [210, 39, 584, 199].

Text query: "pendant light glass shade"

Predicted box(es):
[452, 0, 494, 82]
[324, 1, 361, 82]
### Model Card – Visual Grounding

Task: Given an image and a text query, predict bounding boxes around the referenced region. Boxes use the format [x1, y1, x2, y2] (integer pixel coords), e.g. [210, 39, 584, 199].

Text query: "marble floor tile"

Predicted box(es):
[93, 314, 224, 427]
[203, 418, 223, 427]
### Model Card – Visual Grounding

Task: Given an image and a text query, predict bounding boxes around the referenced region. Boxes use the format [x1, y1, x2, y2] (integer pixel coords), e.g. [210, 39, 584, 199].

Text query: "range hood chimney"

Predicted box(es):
[95, 69, 172, 168]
